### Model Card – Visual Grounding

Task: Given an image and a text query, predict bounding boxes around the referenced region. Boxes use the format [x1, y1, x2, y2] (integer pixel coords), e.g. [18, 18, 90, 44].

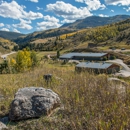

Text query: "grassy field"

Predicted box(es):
[97, 41, 130, 51]
[0, 57, 130, 129]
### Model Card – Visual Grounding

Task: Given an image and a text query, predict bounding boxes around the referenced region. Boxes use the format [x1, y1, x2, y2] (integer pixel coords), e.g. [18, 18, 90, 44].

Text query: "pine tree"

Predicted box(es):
[57, 50, 60, 58]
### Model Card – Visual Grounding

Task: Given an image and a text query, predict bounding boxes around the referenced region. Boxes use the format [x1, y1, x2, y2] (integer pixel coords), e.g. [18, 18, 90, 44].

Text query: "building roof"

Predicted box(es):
[59, 52, 107, 59]
[76, 62, 113, 69]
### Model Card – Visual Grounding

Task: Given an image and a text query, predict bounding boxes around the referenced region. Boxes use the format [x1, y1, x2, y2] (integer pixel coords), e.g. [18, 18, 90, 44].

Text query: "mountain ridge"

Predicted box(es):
[0, 31, 25, 40]
[13, 17, 130, 51]
[60, 15, 130, 29]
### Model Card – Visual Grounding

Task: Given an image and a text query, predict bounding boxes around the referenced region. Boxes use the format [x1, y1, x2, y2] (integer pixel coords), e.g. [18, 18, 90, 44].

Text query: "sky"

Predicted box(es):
[0, 0, 130, 34]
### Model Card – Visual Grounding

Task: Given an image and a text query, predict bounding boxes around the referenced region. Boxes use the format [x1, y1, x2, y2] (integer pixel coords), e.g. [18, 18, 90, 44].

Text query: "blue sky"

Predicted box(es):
[0, 0, 130, 34]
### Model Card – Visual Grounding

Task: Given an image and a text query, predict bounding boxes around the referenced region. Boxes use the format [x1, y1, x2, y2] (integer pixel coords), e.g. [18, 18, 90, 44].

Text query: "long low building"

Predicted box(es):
[75, 62, 120, 74]
[59, 52, 109, 61]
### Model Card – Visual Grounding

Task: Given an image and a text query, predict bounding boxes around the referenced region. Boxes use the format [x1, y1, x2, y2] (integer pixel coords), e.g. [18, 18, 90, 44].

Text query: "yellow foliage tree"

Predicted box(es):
[15, 49, 32, 72]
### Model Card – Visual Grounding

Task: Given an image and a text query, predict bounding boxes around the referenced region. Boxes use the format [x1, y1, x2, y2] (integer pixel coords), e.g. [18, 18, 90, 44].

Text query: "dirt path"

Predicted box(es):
[0, 51, 16, 59]
[107, 59, 130, 71]
[106, 59, 130, 77]
[106, 49, 130, 53]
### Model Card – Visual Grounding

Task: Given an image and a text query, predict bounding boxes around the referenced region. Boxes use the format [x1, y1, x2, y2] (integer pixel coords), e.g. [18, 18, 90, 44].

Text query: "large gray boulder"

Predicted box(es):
[0, 121, 8, 130]
[9, 87, 61, 121]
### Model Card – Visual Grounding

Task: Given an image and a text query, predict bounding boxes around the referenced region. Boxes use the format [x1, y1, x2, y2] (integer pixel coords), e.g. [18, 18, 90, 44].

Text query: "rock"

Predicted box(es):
[108, 78, 128, 94]
[0, 121, 8, 130]
[108, 77, 128, 86]
[9, 87, 61, 121]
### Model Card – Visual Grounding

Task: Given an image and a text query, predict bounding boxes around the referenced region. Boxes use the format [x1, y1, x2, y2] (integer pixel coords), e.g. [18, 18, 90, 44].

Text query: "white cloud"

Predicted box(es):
[28, 0, 38, 3]
[37, 22, 61, 31]
[110, 10, 114, 12]
[13, 23, 32, 30]
[85, 0, 106, 11]
[6, 24, 11, 29]
[123, 7, 130, 12]
[61, 19, 75, 24]
[13, 19, 33, 30]
[75, 0, 106, 11]
[13, 28, 21, 33]
[20, 19, 32, 24]
[105, 0, 130, 6]
[37, 15, 61, 31]
[37, 6, 43, 10]
[46, 1, 92, 21]
[43, 15, 59, 23]
[0, 1, 43, 20]
[25, 11, 43, 20]
[0, 23, 4, 27]
[126, 7, 130, 12]
[99, 14, 109, 17]
[0, 28, 9, 31]
[75, 0, 84, 2]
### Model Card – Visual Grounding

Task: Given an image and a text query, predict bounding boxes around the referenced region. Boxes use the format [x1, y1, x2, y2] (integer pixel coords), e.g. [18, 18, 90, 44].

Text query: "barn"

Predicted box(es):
[75, 62, 120, 74]
[59, 52, 109, 61]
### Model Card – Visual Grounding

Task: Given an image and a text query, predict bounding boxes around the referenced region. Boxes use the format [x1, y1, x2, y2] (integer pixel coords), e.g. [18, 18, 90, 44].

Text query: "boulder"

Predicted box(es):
[9, 87, 61, 121]
[108, 78, 128, 94]
[0, 121, 8, 130]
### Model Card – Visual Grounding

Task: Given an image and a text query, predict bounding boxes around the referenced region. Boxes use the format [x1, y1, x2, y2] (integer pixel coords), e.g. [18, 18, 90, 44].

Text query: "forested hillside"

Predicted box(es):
[12, 18, 130, 51]
[13, 28, 76, 45]
[0, 37, 16, 54]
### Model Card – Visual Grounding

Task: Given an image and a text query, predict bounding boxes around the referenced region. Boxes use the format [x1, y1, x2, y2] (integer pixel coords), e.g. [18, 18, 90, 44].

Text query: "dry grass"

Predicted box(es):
[75, 42, 88, 49]
[31, 37, 55, 44]
[0, 60, 130, 130]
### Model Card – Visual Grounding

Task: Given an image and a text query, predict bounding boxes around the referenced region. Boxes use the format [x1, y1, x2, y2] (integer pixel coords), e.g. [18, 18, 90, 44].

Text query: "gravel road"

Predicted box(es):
[106, 59, 130, 77]
[0, 51, 16, 59]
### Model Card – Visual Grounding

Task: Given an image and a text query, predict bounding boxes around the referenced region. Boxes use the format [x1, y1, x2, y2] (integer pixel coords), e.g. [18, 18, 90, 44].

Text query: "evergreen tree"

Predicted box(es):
[31, 50, 38, 67]
[57, 50, 60, 58]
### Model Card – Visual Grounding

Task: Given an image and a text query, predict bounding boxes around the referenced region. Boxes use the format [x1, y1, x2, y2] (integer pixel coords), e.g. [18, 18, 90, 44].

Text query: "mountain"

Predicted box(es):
[0, 31, 25, 40]
[12, 15, 130, 51]
[60, 15, 130, 29]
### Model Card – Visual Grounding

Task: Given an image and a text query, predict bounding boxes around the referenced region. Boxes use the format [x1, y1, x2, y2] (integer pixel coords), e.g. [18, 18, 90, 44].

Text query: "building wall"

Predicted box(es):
[75, 64, 120, 74]
[72, 56, 104, 61]
[75, 67, 107, 74]
[107, 64, 120, 74]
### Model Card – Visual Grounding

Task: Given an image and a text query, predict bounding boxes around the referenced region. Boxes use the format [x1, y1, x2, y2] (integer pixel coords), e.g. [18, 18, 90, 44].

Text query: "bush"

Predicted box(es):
[110, 56, 116, 60]
[102, 56, 107, 61]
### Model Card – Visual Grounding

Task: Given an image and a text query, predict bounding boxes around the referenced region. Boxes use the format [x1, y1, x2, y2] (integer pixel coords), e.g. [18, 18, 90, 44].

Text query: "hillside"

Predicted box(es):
[0, 37, 16, 54]
[13, 28, 76, 49]
[60, 15, 130, 29]
[12, 17, 130, 51]
[0, 31, 25, 40]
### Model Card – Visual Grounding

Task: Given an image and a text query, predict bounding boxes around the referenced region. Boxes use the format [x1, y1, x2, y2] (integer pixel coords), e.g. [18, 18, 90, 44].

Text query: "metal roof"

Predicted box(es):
[76, 62, 113, 69]
[59, 52, 107, 59]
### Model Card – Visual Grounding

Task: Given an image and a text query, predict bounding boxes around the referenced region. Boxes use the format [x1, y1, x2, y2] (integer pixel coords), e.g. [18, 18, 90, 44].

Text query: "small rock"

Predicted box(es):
[9, 87, 61, 121]
[0, 121, 8, 130]
[0, 95, 4, 101]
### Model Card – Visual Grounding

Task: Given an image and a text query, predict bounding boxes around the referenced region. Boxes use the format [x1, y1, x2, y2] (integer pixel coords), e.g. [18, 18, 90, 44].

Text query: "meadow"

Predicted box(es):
[0, 56, 130, 130]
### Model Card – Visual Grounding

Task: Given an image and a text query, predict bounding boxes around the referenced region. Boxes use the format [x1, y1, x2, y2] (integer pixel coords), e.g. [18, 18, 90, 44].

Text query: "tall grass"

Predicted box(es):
[0, 61, 130, 130]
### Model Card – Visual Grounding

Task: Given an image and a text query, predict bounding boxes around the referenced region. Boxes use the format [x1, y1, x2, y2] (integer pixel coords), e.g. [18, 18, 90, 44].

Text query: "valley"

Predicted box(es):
[0, 15, 130, 130]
